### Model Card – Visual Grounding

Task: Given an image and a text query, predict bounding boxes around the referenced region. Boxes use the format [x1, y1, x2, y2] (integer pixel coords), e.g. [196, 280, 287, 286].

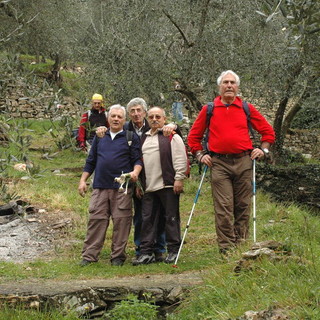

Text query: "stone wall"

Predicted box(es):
[284, 129, 320, 159]
[0, 77, 83, 120]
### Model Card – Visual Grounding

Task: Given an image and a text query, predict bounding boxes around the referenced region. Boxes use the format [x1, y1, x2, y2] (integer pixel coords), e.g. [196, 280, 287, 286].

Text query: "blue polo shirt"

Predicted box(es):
[83, 130, 142, 189]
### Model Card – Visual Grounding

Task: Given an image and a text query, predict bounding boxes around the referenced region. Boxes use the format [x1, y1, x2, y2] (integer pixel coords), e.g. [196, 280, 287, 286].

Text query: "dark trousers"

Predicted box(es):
[133, 193, 166, 255]
[210, 156, 253, 249]
[140, 188, 181, 255]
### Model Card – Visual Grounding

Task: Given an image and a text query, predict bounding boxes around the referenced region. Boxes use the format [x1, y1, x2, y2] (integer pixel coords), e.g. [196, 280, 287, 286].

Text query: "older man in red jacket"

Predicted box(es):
[188, 70, 275, 254]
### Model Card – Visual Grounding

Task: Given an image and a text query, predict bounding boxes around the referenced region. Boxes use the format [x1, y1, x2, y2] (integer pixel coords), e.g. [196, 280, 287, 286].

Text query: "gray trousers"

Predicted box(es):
[210, 155, 253, 249]
[82, 188, 132, 262]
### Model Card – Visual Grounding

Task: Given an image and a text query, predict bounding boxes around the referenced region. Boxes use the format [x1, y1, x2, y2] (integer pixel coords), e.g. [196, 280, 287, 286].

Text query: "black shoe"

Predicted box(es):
[164, 252, 178, 264]
[154, 252, 165, 262]
[79, 259, 94, 267]
[132, 254, 155, 266]
[111, 258, 124, 266]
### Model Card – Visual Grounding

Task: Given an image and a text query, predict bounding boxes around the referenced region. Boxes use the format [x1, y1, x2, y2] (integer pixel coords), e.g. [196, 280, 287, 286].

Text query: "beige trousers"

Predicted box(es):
[210, 155, 253, 249]
[82, 188, 132, 262]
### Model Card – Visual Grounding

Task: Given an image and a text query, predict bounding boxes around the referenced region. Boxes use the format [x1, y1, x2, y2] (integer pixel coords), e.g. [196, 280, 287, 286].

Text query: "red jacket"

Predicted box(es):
[187, 96, 275, 154]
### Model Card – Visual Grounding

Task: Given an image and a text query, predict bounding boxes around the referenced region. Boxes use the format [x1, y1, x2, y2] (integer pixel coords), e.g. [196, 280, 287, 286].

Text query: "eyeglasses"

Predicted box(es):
[93, 102, 101, 105]
[148, 115, 162, 120]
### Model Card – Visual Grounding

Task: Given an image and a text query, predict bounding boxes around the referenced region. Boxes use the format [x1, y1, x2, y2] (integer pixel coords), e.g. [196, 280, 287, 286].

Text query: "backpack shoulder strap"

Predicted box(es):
[206, 102, 214, 128]
[87, 110, 91, 118]
[242, 101, 255, 139]
[126, 130, 133, 146]
[203, 102, 214, 151]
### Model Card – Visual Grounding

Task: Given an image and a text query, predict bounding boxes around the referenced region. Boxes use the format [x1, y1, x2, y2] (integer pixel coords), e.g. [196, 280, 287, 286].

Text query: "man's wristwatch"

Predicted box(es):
[262, 148, 269, 155]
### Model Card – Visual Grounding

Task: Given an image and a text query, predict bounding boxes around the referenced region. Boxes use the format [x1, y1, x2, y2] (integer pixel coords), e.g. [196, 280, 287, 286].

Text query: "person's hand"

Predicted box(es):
[162, 123, 176, 136]
[129, 171, 139, 183]
[250, 148, 264, 160]
[96, 126, 107, 138]
[173, 180, 184, 194]
[129, 165, 142, 183]
[200, 154, 213, 167]
[78, 181, 88, 197]
[136, 186, 143, 199]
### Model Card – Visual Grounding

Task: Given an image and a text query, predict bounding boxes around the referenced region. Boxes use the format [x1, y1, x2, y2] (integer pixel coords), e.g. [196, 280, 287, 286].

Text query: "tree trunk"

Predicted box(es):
[273, 62, 303, 162]
[50, 53, 62, 86]
[178, 88, 203, 112]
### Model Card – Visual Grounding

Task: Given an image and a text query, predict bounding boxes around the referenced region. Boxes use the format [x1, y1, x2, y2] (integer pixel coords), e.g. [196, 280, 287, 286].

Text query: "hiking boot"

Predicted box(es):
[132, 254, 155, 266]
[79, 259, 94, 267]
[111, 258, 124, 266]
[154, 252, 165, 262]
[164, 252, 178, 264]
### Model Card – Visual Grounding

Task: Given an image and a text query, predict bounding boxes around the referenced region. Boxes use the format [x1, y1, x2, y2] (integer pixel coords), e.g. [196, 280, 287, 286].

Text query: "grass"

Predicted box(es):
[0, 118, 320, 319]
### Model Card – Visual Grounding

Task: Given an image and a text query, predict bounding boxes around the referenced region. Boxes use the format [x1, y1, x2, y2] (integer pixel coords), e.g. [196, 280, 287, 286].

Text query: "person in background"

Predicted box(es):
[188, 70, 275, 254]
[78, 104, 142, 267]
[171, 81, 184, 122]
[77, 93, 109, 152]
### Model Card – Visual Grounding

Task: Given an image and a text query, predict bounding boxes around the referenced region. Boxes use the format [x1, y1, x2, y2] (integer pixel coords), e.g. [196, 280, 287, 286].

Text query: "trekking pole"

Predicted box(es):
[252, 159, 257, 243]
[172, 165, 208, 268]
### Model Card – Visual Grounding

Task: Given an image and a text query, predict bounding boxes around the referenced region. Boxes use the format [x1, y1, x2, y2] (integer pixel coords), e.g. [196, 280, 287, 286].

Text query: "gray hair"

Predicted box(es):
[109, 104, 126, 118]
[127, 97, 148, 112]
[217, 70, 240, 86]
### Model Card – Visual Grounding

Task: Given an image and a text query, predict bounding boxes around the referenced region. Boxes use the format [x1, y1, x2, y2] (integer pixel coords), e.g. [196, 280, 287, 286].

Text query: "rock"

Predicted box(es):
[13, 163, 27, 171]
[51, 218, 71, 229]
[239, 308, 289, 319]
[166, 286, 184, 304]
[251, 240, 283, 251]
[242, 248, 276, 259]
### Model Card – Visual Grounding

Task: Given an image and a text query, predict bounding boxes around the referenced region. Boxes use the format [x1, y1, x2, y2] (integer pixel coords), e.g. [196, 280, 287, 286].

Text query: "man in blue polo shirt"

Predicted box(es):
[78, 104, 142, 267]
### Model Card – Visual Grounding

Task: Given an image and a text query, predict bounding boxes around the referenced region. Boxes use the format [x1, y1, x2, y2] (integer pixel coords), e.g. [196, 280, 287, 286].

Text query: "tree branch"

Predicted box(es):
[162, 9, 194, 48]
[197, 0, 212, 41]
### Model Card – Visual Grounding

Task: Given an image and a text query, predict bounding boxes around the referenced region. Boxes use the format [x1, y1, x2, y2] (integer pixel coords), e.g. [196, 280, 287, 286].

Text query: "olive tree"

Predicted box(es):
[255, 0, 320, 159]
[1, 0, 90, 86]
[1, 0, 318, 161]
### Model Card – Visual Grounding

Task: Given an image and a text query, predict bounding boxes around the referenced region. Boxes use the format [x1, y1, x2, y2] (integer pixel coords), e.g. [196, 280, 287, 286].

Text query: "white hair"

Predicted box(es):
[217, 70, 240, 86]
[109, 104, 126, 117]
